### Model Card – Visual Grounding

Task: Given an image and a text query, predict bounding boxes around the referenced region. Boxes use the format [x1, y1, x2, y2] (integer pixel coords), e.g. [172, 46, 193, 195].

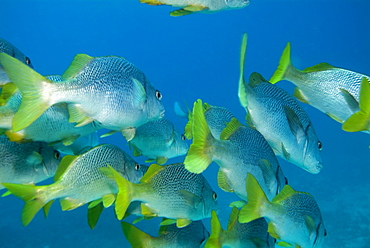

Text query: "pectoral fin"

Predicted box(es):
[170, 5, 208, 17]
[217, 169, 234, 192]
[178, 190, 202, 208]
[139, 0, 164, 5]
[340, 88, 359, 113]
[87, 201, 104, 229]
[293, 87, 309, 104]
[283, 105, 306, 143]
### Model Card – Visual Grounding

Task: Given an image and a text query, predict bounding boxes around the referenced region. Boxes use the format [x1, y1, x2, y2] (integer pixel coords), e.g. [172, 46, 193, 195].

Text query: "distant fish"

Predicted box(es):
[139, 0, 249, 17]
[0, 38, 33, 85]
[128, 118, 188, 165]
[239, 174, 327, 248]
[103, 162, 219, 228]
[0, 76, 98, 147]
[0, 53, 165, 141]
[0, 135, 60, 190]
[238, 34, 323, 174]
[2, 144, 145, 226]
[205, 207, 274, 248]
[184, 99, 285, 202]
[121, 220, 209, 247]
[270, 42, 370, 133]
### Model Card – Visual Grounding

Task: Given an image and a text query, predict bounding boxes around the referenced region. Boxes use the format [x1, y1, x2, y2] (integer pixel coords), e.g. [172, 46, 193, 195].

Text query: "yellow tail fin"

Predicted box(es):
[0, 53, 52, 131]
[121, 221, 154, 247]
[184, 99, 214, 174]
[269, 42, 292, 84]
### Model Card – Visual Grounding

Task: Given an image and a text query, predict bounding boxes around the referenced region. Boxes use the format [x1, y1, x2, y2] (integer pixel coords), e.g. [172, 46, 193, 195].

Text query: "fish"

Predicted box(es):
[184, 99, 285, 202]
[0, 38, 33, 85]
[0, 53, 165, 141]
[238, 34, 323, 174]
[2, 144, 145, 226]
[139, 0, 249, 17]
[121, 220, 209, 247]
[102, 162, 219, 228]
[205, 207, 274, 248]
[0, 134, 60, 190]
[0, 76, 99, 146]
[239, 173, 327, 248]
[128, 118, 188, 165]
[269, 42, 370, 133]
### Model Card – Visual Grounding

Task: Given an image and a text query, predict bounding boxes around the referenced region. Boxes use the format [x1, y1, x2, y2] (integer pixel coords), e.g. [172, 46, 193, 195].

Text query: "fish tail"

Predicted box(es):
[1, 183, 49, 226]
[269, 42, 292, 84]
[121, 221, 154, 247]
[342, 77, 370, 132]
[184, 99, 214, 174]
[0, 53, 53, 132]
[238, 173, 269, 223]
[204, 210, 223, 248]
[100, 165, 133, 220]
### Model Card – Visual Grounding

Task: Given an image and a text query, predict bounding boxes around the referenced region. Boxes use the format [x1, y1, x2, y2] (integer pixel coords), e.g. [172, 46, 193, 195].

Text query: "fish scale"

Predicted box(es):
[204, 105, 235, 138]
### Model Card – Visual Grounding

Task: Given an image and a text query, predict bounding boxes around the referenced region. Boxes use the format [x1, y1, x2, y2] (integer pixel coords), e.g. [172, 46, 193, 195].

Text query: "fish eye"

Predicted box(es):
[212, 192, 217, 200]
[181, 134, 186, 141]
[317, 141, 323, 151]
[135, 163, 140, 171]
[54, 151, 61, 159]
[155, 90, 162, 100]
[25, 57, 31, 65]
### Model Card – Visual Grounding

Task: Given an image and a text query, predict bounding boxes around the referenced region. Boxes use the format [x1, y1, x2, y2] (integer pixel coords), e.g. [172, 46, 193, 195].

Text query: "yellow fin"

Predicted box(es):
[102, 194, 115, 208]
[139, 163, 164, 183]
[156, 157, 168, 165]
[170, 5, 208, 16]
[87, 201, 104, 229]
[268, 222, 281, 239]
[277, 241, 294, 247]
[293, 87, 310, 104]
[220, 117, 243, 140]
[184, 99, 213, 174]
[68, 104, 88, 124]
[54, 155, 79, 181]
[100, 130, 119, 138]
[238, 33, 248, 108]
[60, 197, 84, 211]
[160, 218, 176, 226]
[121, 221, 154, 247]
[139, 0, 164, 5]
[61, 135, 79, 146]
[88, 199, 102, 209]
[270, 42, 291, 84]
[217, 169, 234, 192]
[229, 200, 247, 208]
[205, 210, 223, 248]
[272, 184, 296, 204]
[227, 207, 239, 231]
[339, 88, 359, 113]
[5, 131, 26, 143]
[343, 77, 370, 132]
[176, 218, 192, 228]
[121, 127, 136, 142]
[302, 62, 336, 73]
[0, 82, 18, 104]
[43, 200, 55, 218]
[141, 203, 157, 217]
[62, 54, 94, 80]
[170, 9, 194, 17]
[0, 53, 52, 132]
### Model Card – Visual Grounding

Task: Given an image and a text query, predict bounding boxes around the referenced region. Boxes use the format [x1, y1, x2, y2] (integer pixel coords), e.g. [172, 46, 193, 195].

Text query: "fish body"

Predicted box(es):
[0, 76, 99, 146]
[270, 43, 370, 133]
[205, 208, 274, 248]
[122, 220, 209, 247]
[239, 174, 326, 248]
[0, 53, 165, 141]
[2, 144, 145, 226]
[105, 162, 219, 228]
[0, 135, 60, 189]
[129, 118, 188, 164]
[184, 99, 285, 202]
[0, 38, 33, 85]
[140, 0, 249, 16]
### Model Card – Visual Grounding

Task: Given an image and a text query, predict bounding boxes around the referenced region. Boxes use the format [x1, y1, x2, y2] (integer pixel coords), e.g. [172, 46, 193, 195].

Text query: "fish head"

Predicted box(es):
[170, 132, 189, 157]
[302, 125, 323, 174]
[311, 221, 327, 248]
[40, 146, 62, 177]
[143, 82, 165, 122]
[123, 155, 148, 183]
[224, 0, 250, 8]
[199, 183, 219, 218]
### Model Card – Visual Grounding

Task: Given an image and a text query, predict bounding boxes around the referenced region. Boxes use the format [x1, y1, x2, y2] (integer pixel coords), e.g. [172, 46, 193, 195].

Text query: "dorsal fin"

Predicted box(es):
[272, 185, 297, 204]
[62, 54, 94, 80]
[227, 207, 239, 230]
[139, 163, 166, 183]
[220, 118, 243, 140]
[302, 62, 336, 73]
[53, 155, 79, 181]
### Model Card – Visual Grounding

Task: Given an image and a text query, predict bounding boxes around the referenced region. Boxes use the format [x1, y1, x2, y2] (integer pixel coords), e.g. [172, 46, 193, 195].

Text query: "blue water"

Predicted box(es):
[1, 0, 369, 247]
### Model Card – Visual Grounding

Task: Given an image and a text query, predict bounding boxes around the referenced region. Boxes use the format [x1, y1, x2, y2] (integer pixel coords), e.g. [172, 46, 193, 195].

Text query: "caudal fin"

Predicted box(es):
[100, 165, 133, 220]
[204, 210, 223, 248]
[342, 77, 370, 132]
[269, 42, 292, 84]
[0, 53, 53, 132]
[184, 99, 214, 174]
[121, 221, 154, 247]
[2, 183, 48, 226]
[238, 173, 269, 224]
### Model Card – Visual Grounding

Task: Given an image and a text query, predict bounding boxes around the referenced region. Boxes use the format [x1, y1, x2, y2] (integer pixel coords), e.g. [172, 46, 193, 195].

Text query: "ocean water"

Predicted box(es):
[1, 0, 369, 247]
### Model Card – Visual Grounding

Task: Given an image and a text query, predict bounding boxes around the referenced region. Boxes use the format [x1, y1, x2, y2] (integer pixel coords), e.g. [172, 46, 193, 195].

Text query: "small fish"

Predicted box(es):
[128, 118, 188, 165]
[121, 220, 209, 247]
[102, 162, 219, 228]
[2, 144, 145, 226]
[0, 134, 60, 190]
[0, 76, 98, 146]
[205, 208, 274, 248]
[0, 53, 165, 141]
[239, 174, 327, 248]
[238, 34, 323, 174]
[0, 38, 33, 85]
[139, 0, 249, 17]
[269, 42, 370, 133]
[184, 99, 285, 202]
